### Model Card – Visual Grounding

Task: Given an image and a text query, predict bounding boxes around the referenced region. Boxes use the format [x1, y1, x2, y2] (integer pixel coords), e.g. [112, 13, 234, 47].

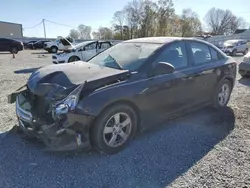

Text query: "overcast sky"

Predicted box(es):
[1, 0, 250, 38]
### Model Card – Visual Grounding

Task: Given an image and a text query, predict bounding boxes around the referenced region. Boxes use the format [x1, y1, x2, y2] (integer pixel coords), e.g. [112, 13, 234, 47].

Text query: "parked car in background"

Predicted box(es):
[44, 37, 75, 53]
[8, 37, 236, 154]
[52, 40, 113, 64]
[239, 51, 250, 77]
[27, 40, 51, 49]
[221, 39, 248, 56]
[0, 38, 23, 54]
[23, 40, 37, 49]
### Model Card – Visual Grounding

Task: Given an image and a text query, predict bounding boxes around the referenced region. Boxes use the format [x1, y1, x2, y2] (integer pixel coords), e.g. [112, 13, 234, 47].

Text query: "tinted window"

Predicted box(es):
[190, 42, 212, 65]
[210, 47, 219, 61]
[241, 41, 247, 45]
[100, 42, 111, 49]
[154, 41, 188, 69]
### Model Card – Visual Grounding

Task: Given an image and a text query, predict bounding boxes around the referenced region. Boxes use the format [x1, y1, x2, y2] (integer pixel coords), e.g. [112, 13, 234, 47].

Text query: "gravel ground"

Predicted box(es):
[0, 50, 249, 188]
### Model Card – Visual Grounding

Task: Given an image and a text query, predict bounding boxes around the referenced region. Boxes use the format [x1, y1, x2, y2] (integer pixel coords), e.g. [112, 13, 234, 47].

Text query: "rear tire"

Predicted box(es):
[91, 104, 137, 154]
[213, 79, 232, 109]
[68, 56, 80, 63]
[10, 47, 18, 54]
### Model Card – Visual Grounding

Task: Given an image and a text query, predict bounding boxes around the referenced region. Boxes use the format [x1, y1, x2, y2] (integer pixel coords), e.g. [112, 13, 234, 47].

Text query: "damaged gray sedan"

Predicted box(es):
[8, 37, 236, 154]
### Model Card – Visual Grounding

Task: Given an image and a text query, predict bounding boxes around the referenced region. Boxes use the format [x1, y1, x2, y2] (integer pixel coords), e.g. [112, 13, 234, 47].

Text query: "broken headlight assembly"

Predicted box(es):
[53, 84, 83, 118]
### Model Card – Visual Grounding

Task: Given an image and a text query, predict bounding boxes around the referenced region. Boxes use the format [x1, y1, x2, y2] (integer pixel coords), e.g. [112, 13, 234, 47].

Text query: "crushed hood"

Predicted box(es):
[27, 61, 130, 100]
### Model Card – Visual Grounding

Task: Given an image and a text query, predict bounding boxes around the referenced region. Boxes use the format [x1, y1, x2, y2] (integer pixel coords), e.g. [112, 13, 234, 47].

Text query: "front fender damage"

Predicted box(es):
[37, 113, 93, 152]
[14, 89, 94, 152]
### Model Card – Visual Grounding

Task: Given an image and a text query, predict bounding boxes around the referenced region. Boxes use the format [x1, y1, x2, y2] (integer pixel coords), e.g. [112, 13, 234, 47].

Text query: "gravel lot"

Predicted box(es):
[0, 50, 249, 188]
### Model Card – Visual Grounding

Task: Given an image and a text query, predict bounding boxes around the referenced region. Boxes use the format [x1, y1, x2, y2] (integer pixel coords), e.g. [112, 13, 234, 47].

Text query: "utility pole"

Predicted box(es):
[42, 19, 47, 38]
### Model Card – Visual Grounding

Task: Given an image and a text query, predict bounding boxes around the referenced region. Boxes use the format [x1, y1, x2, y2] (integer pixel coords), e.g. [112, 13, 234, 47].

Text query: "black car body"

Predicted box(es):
[8, 37, 237, 153]
[23, 40, 37, 49]
[27, 40, 51, 49]
[0, 38, 23, 53]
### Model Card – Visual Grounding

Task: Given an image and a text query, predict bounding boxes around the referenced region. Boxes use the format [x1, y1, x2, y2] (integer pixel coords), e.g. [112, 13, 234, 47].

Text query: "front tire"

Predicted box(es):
[68, 56, 80, 63]
[232, 49, 237, 56]
[91, 104, 137, 154]
[50, 46, 58, 53]
[213, 79, 232, 109]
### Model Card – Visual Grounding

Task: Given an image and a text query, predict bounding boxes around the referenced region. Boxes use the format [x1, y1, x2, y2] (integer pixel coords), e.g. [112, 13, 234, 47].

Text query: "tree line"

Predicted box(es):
[68, 0, 248, 40]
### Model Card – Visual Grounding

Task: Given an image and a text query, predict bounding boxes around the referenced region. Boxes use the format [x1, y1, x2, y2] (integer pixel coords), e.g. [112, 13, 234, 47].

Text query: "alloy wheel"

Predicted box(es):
[103, 112, 132, 147]
[218, 83, 230, 106]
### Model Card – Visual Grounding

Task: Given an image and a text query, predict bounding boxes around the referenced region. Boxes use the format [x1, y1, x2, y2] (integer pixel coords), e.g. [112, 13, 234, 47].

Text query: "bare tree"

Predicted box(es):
[77, 24, 92, 39]
[180, 9, 201, 37]
[124, 0, 142, 39]
[228, 16, 247, 34]
[92, 31, 101, 39]
[204, 8, 243, 35]
[68, 29, 80, 39]
[98, 27, 113, 39]
[113, 11, 125, 39]
[156, 0, 175, 36]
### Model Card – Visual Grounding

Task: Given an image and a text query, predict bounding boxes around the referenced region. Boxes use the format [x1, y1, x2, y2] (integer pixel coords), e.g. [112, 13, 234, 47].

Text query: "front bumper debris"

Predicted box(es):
[12, 91, 93, 152]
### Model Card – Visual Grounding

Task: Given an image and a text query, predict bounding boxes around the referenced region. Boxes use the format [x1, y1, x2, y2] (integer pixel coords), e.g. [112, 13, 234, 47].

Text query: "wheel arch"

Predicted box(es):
[91, 99, 142, 135]
[50, 45, 58, 49]
[225, 76, 234, 87]
[68, 55, 81, 63]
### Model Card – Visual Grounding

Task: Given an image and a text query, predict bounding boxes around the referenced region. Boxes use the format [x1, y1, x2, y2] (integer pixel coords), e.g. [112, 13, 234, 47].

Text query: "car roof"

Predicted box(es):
[124, 37, 183, 44]
[123, 37, 209, 45]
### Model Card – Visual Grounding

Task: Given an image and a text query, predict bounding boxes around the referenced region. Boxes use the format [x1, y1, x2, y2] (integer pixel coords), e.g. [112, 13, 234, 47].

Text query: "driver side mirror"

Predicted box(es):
[149, 62, 175, 77]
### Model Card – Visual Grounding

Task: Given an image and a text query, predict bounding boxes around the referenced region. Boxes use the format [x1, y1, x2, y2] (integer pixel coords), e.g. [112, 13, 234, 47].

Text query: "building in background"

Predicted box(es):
[0, 21, 23, 38]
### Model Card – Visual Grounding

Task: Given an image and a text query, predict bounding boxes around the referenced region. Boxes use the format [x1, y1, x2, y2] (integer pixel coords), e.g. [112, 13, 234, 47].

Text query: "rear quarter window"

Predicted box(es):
[210, 47, 219, 61]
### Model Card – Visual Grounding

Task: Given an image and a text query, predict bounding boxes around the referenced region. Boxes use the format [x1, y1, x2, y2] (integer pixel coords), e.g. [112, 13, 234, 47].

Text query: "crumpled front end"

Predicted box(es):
[12, 86, 93, 152]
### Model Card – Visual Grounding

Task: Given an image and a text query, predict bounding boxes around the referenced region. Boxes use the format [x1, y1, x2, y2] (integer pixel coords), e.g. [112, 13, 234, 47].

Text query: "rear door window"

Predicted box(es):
[189, 42, 212, 65]
[210, 47, 219, 61]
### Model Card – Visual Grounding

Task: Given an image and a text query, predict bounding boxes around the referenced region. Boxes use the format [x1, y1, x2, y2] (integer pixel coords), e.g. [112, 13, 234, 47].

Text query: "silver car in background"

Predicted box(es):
[221, 39, 248, 56]
[239, 51, 250, 77]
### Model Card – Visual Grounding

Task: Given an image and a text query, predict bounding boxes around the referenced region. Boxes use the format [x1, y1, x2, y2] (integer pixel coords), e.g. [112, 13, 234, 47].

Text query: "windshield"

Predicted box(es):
[88, 42, 162, 71]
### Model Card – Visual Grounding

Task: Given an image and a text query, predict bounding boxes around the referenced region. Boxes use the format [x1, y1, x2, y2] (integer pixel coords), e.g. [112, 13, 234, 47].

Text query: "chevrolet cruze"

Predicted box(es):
[8, 37, 236, 154]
